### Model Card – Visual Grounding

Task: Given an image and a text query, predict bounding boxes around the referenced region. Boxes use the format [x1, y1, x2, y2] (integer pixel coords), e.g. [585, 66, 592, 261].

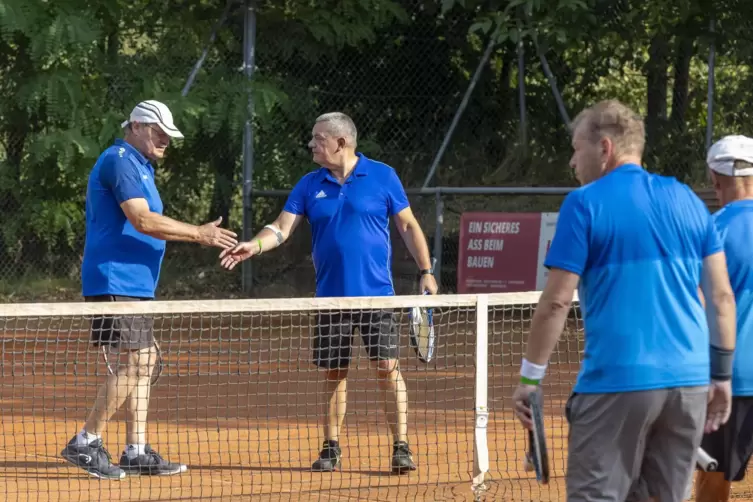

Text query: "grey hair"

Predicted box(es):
[315, 112, 357, 147]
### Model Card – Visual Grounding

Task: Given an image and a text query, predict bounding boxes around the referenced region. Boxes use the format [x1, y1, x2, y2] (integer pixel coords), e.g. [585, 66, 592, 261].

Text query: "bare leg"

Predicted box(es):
[124, 346, 157, 445]
[374, 359, 408, 443]
[83, 347, 146, 435]
[322, 368, 349, 442]
[695, 471, 731, 502]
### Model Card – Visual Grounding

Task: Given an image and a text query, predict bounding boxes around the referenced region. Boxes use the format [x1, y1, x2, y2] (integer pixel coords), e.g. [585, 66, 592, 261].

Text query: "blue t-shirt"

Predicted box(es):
[713, 200, 753, 396]
[545, 164, 722, 393]
[81, 139, 166, 298]
[283, 153, 410, 297]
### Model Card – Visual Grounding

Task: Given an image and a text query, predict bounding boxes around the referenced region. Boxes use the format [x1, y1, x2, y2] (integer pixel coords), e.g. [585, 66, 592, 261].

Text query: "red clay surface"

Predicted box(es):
[0, 312, 752, 501]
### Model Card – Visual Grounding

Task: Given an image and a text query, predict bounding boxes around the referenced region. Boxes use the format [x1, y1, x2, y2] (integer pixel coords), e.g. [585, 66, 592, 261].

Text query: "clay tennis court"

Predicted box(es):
[1, 301, 753, 501]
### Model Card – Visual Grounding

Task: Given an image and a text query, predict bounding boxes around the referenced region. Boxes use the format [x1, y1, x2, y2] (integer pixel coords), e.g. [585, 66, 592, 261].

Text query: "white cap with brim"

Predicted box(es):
[121, 100, 184, 139]
[707, 135, 753, 176]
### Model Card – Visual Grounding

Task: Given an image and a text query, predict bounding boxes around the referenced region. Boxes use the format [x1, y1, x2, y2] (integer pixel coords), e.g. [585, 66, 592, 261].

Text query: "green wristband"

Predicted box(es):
[256, 238, 263, 255]
[520, 376, 540, 386]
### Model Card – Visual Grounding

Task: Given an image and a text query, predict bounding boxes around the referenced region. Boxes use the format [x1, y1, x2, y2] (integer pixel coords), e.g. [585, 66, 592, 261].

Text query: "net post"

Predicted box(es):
[472, 293, 490, 497]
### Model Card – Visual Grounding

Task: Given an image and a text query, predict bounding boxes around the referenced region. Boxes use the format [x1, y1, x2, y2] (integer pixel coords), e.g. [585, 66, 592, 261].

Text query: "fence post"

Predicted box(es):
[432, 192, 444, 287]
[241, 0, 257, 295]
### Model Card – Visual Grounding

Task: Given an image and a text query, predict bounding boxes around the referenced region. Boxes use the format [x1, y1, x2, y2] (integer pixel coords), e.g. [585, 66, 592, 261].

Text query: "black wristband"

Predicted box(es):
[710, 344, 734, 381]
[419, 269, 432, 276]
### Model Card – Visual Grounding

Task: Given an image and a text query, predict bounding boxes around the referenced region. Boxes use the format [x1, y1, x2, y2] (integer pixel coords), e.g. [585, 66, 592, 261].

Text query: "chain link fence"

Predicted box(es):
[1, 0, 751, 301]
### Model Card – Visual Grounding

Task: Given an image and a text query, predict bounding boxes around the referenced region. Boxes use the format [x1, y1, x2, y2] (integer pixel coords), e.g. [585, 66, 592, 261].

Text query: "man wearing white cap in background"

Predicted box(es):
[60, 100, 238, 479]
[694, 135, 753, 502]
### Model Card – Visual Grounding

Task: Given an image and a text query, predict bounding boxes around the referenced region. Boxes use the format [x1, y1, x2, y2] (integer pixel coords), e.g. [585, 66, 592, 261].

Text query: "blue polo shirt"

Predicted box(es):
[283, 153, 410, 297]
[713, 200, 753, 396]
[545, 164, 722, 393]
[81, 139, 166, 298]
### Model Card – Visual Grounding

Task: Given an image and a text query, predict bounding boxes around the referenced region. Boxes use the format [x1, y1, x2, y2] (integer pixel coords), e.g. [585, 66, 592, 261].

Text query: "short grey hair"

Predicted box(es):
[315, 112, 357, 147]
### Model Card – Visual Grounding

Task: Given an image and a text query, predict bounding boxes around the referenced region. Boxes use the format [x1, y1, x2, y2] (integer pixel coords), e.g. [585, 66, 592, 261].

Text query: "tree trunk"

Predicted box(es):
[670, 34, 694, 133]
[645, 34, 669, 144]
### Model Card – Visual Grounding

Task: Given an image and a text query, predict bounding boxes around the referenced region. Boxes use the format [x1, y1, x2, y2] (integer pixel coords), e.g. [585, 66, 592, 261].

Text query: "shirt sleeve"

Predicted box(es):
[704, 212, 724, 258]
[283, 175, 309, 216]
[99, 155, 147, 204]
[385, 168, 410, 216]
[544, 190, 590, 276]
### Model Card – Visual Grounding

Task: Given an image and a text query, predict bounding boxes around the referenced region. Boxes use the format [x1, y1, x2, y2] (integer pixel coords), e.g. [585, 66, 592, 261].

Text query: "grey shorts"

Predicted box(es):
[85, 295, 155, 351]
[565, 386, 708, 502]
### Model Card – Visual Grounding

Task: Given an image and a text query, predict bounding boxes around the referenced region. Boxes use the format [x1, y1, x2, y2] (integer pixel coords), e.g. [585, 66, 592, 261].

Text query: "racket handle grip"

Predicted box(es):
[523, 429, 535, 472]
[523, 453, 535, 472]
[696, 447, 718, 472]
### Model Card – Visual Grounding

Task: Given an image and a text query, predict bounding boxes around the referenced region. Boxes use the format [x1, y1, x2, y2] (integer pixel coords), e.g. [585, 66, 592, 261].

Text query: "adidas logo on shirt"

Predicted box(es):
[315, 190, 327, 199]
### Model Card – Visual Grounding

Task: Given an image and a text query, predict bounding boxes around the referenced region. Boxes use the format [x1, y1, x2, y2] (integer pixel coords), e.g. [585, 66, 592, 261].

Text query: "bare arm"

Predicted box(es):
[700, 251, 736, 352]
[393, 207, 432, 270]
[524, 268, 580, 365]
[252, 210, 304, 255]
[219, 210, 304, 269]
[121, 198, 237, 248]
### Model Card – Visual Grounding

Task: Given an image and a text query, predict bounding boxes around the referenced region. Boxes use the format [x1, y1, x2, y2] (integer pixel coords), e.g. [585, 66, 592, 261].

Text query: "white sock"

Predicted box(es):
[125, 444, 146, 459]
[74, 429, 101, 446]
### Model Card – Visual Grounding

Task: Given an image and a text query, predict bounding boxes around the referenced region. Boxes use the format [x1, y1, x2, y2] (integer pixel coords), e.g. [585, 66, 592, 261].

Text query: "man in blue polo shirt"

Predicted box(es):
[510, 100, 737, 501]
[695, 135, 753, 502]
[220, 111, 437, 474]
[60, 100, 238, 480]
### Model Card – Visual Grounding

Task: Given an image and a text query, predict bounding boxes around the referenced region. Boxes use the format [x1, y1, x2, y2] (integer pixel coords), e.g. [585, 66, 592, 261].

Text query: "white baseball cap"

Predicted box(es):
[121, 100, 184, 139]
[707, 135, 753, 176]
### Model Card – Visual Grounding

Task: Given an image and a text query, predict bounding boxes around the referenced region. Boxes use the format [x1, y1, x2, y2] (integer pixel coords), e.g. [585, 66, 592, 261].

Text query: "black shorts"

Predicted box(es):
[313, 310, 398, 369]
[85, 295, 155, 351]
[700, 397, 753, 481]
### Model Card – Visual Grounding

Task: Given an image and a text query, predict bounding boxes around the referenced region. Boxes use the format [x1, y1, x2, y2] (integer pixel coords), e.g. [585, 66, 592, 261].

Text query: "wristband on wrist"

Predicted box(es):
[521, 357, 547, 382]
[710, 344, 734, 381]
[256, 238, 263, 255]
[520, 376, 540, 386]
[264, 224, 284, 245]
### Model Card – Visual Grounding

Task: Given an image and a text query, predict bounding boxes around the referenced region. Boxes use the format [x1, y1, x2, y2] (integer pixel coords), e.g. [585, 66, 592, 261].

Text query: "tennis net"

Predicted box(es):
[1, 292, 750, 502]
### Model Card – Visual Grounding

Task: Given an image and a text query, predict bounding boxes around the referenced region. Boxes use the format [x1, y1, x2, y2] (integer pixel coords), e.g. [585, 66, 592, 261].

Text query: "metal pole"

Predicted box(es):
[523, 10, 570, 128]
[517, 31, 527, 146]
[241, 0, 256, 294]
[251, 186, 576, 196]
[421, 28, 499, 188]
[432, 192, 444, 289]
[181, 0, 235, 97]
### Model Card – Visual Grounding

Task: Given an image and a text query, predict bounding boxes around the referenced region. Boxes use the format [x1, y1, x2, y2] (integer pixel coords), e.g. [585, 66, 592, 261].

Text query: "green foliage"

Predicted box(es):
[0, 0, 750, 297]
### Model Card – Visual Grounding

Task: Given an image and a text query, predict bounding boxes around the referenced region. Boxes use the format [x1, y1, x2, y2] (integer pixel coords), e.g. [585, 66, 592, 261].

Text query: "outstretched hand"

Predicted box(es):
[219, 241, 258, 270]
[198, 217, 238, 249]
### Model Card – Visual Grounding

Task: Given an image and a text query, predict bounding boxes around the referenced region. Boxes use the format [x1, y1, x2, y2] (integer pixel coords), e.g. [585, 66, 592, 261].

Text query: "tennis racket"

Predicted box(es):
[696, 447, 718, 472]
[409, 258, 437, 363]
[101, 339, 164, 387]
[524, 390, 550, 484]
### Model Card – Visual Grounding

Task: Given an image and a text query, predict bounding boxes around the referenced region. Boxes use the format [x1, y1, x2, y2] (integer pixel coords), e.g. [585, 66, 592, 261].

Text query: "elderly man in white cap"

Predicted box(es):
[693, 135, 753, 502]
[60, 100, 238, 479]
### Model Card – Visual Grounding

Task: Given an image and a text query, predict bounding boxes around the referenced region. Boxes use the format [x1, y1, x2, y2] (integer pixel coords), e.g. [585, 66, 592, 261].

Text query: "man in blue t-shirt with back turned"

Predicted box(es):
[60, 100, 237, 480]
[220, 112, 438, 474]
[695, 135, 753, 502]
[511, 100, 737, 501]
